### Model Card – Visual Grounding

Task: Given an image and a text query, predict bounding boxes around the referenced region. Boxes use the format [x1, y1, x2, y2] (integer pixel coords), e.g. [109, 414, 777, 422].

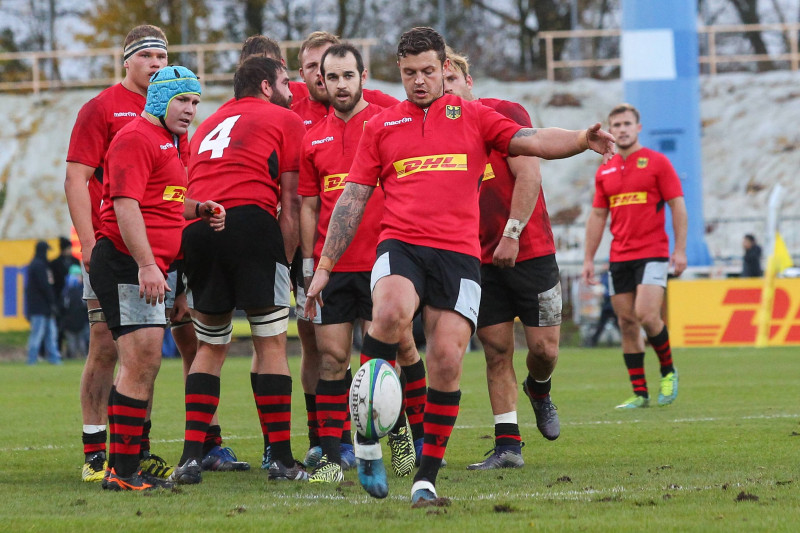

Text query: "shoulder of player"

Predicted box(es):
[363, 88, 400, 106]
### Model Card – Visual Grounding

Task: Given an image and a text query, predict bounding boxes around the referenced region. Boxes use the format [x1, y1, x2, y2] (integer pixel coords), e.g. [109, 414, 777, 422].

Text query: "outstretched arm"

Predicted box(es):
[304, 182, 374, 319]
[508, 123, 615, 163]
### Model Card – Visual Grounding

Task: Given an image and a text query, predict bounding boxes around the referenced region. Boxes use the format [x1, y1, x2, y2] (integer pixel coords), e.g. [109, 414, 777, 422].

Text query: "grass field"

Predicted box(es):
[2, 345, 799, 532]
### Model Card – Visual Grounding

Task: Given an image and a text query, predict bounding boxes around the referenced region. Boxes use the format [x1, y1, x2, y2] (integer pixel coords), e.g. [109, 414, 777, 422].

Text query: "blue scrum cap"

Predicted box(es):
[144, 65, 201, 119]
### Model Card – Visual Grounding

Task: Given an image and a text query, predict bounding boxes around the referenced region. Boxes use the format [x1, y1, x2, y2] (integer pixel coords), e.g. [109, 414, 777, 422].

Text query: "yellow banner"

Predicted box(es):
[0, 239, 61, 331]
[667, 278, 800, 347]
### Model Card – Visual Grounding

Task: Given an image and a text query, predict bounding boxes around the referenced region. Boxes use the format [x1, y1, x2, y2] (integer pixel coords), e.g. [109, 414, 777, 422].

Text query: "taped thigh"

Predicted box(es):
[248, 308, 289, 337]
[192, 318, 232, 344]
[88, 307, 106, 325]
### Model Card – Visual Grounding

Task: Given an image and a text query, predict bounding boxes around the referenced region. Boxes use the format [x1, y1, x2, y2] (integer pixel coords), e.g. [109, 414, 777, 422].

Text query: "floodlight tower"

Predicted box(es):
[622, 0, 711, 266]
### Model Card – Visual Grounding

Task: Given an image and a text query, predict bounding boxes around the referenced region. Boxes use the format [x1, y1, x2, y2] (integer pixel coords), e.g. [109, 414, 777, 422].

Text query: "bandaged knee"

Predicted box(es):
[87, 308, 106, 325]
[192, 318, 232, 344]
[248, 308, 289, 337]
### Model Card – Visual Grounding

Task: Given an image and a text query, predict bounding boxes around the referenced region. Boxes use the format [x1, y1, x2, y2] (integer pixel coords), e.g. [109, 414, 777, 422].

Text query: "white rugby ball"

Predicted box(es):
[349, 358, 402, 440]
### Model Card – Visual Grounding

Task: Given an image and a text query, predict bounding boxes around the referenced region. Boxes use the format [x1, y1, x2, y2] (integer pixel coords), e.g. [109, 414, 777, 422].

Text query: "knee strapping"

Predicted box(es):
[192, 318, 232, 345]
[248, 308, 289, 337]
[87, 308, 106, 325]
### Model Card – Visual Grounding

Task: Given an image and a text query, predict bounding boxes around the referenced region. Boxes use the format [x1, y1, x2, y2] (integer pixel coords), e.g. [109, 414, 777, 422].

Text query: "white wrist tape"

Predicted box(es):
[302, 258, 314, 277]
[503, 218, 524, 240]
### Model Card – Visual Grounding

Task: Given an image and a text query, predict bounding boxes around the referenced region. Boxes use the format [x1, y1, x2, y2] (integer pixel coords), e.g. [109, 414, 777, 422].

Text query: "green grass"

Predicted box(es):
[2, 346, 799, 532]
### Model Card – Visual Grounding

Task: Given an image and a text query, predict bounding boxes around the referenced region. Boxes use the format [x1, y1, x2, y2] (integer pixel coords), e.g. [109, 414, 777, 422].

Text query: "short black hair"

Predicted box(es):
[320, 43, 364, 78]
[397, 27, 446, 64]
[239, 35, 282, 65]
[234, 56, 284, 100]
[744, 234, 756, 243]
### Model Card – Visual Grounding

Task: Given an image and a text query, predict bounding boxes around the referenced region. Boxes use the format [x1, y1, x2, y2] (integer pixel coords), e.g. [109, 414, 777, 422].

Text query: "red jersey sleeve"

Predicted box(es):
[298, 132, 321, 197]
[66, 98, 108, 167]
[346, 119, 382, 187]
[107, 130, 155, 203]
[363, 88, 400, 108]
[279, 113, 307, 174]
[475, 102, 523, 156]
[655, 152, 683, 201]
[490, 100, 533, 128]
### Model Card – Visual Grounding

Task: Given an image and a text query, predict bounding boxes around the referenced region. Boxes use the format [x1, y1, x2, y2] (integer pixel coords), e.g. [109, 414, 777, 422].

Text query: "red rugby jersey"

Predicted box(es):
[346, 94, 523, 259]
[292, 88, 400, 130]
[188, 97, 306, 217]
[66, 83, 146, 232]
[298, 104, 385, 272]
[477, 98, 555, 265]
[98, 117, 188, 274]
[593, 147, 684, 262]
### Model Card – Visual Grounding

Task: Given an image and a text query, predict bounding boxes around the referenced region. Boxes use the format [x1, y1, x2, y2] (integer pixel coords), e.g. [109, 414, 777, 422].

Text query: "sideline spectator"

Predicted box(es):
[25, 240, 62, 365]
[742, 234, 763, 277]
[61, 264, 89, 358]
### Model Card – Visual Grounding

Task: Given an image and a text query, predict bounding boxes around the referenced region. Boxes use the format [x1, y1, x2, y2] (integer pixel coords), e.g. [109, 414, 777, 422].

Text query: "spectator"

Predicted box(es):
[61, 264, 89, 358]
[25, 240, 62, 365]
[742, 234, 763, 277]
[49, 236, 80, 351]
[589, 270, 620, 347]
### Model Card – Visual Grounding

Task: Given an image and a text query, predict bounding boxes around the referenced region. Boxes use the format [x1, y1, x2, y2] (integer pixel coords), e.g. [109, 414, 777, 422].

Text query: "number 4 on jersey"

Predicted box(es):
[198, 115, 241, 159]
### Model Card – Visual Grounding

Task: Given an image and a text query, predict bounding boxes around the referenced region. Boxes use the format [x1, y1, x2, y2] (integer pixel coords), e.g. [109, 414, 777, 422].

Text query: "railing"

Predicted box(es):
[540, 23, 800, 80]
[0, 38, 378, 95]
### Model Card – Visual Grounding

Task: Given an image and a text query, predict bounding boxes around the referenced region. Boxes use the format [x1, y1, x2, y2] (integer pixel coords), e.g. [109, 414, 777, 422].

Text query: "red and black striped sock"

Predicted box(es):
[648, 326, 675, 377]
[256, 374, 294, 465]
[392, 370, 408, 432]
[82, 429, 107, 459]
[360, 333, 398, 366]
[305, 393, 320, 448]
[341, 366, 353, 446]
[623, 352, 648, 397]
[414, 388, 460, 486]
[316, 378, 347, 464]
[251, 372, 269, 450]
[401, 360, 427, 442]
[203, 425, 223, 456]
[107, 386, 116, 470]
[495, 422, 522, 450]
[180, 372, 220, 465]
[525, 375, 552, 399]
[109, 389, 147, 478]
[140, 419, 151, 456]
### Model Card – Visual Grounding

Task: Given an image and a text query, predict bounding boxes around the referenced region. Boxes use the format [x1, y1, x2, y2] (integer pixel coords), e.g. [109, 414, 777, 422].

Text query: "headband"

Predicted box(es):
[124, 37, 168, 61]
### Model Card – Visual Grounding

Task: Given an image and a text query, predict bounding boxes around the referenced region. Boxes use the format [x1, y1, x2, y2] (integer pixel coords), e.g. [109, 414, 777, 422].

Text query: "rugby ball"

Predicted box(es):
[350, 359, 403, 440]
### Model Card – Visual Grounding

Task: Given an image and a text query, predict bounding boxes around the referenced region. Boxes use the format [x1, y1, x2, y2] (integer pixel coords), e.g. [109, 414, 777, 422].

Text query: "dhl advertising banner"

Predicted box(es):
[0, 239, 61, 332]
[668, 278, 800, 347]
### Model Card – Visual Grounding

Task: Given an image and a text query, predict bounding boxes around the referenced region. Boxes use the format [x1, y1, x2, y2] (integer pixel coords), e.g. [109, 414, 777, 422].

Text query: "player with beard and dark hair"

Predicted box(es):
[299, 43, 423, 484]
[169, 57, 309, 484]
[305, 26, 615, 504]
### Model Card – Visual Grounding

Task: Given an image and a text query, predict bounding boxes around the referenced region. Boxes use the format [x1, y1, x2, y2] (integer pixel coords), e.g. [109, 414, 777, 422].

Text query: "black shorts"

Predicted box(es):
[372, 239, 481, 332]
[477, 254, 562, 329]
[165, 259, 186, 309]
[89, 238, 167, 340]
[311, 271, 372, 325]
[609, 257, 668, 295]
[182, 205, 291, 314]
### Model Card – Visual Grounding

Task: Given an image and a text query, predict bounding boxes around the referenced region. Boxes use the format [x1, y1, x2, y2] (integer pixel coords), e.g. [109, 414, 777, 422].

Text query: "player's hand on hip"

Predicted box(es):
[671, 250, 688, 277]
[492, 237, 519, 268]
[138, 264, 169, 305]
[304, 269, 330, 320]
[586, 123, 616, 164]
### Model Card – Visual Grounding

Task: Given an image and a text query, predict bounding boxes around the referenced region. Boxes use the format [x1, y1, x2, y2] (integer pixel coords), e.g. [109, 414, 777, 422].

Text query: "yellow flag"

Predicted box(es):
[773, 232, 793, 273]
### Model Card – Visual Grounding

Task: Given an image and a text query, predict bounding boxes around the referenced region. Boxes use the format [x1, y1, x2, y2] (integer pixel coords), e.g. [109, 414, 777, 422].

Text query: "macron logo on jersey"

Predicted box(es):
[113, 111, 138, 118]
[383, 117, 412, 127]
[600, 166, 618, 176]
[304, 120, 313, 126]
[481, 163, 496, 182]
[162, 185, 186, 203]
[160, 142, 175, 151]
[393, 154, 467, 179]
[323, 173, 348, 192]
[609, 191, 647, 208]
[311, 136, 335, 146]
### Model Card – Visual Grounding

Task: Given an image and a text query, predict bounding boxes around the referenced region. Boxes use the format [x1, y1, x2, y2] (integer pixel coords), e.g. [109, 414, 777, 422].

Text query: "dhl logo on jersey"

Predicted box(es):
[609, 191, 647, 208]
[637, 157, 649, 169]
[323, 174, 348, 192]
[481, 163, 496, 182]
[162, 186, 186, 202]
[393, 154, 468, 179]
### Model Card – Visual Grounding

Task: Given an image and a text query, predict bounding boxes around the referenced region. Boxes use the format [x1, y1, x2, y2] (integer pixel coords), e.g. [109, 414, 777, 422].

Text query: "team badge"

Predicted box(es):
[637, 157, 649, 169]
[445, 105, 461, 120]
